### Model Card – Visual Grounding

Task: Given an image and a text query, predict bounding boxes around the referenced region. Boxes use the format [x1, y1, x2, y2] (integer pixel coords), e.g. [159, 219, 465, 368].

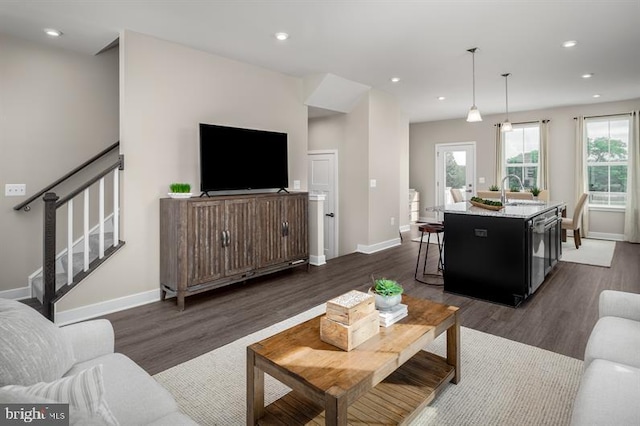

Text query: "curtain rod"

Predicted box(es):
[574, 112, 633, 120]
[495, 119, 549, 127]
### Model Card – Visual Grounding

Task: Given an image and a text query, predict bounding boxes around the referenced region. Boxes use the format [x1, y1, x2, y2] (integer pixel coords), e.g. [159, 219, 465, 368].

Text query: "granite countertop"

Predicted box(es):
[436, 200, 566, 220]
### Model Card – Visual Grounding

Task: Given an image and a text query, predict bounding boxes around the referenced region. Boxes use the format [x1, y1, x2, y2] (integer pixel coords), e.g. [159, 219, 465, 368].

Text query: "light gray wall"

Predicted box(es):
[0, 34, 119, 295]
[57, 30, 309, 311]
[309, 90, 409, 253]
[368, 89, 404, 244]
[410, 98, 640, 235]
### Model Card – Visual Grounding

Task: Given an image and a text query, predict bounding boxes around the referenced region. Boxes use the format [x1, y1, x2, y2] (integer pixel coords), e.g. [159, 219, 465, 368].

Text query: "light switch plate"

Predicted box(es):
[293, 180, 300, 190]
[479, 177, 485, 184]
[5, 184, 26, 196]
[370, 179, 377, 188]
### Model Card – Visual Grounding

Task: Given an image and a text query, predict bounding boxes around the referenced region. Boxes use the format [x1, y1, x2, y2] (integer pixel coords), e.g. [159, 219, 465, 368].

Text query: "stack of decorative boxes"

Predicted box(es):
[320, 290, 380, 351]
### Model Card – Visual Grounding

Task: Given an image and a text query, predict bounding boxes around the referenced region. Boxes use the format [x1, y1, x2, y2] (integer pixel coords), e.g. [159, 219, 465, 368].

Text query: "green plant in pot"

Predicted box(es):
[489, 184, 500, 191]
[370, 277, 403, 311]
[168, 183, 192, 198]
[529, 186, 541, 197]
[170, 183, 191, 193]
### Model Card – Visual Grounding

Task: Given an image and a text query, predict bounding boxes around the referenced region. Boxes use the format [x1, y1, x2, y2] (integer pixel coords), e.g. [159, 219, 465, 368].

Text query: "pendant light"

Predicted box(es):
[466, 48, 482, 122]
[501, 73, 513, 132]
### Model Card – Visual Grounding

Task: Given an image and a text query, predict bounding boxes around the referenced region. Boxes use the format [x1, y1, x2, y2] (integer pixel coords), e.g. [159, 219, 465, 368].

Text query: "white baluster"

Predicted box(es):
[99, 177, 105, 259]
[113, 169, 119, 247]
[84, 188, 90, 271]
[67, 199, 73, 285]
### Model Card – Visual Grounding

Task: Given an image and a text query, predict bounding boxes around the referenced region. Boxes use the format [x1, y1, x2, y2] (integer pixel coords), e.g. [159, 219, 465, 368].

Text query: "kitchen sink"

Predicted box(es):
[505, 200, 547, 206]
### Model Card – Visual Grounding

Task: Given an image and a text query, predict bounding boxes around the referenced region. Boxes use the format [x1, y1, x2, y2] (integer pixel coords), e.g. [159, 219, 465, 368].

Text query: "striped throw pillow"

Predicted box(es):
[1, 365, 118, 426]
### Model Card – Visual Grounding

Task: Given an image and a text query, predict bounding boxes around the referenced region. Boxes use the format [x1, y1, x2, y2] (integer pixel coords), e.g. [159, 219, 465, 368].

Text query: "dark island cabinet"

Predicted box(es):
[160, 192, 308, 310]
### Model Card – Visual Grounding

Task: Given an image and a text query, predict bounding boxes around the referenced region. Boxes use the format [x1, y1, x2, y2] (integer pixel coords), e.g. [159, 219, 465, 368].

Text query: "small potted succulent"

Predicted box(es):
[370, 277, 403, 311]
[168, 183, 192, 199]
[489, 184, 500, 191]
[529, 186, 541, 199]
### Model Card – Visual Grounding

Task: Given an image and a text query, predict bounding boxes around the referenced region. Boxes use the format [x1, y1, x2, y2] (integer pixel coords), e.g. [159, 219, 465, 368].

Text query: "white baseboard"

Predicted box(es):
[356, 238, 401, 255]
[399, 225, 411, 233]
[586, 232, 625, 241]
[309, 255, 326, 266]
[0, 286, 31, 300]
[55, 289, 160, 326]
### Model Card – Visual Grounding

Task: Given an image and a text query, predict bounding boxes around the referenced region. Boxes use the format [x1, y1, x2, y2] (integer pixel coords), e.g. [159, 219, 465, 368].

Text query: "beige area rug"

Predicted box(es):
[561, 237, 616, 267]
[154, 305, 583, 426]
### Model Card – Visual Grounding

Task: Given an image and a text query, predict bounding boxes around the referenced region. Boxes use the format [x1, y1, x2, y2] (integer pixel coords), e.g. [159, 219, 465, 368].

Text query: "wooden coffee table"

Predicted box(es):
[247, 294, 460, 425]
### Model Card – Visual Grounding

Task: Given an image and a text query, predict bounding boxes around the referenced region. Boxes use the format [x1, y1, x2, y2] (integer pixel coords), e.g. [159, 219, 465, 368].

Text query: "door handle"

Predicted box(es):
[325, 213, 335, 217]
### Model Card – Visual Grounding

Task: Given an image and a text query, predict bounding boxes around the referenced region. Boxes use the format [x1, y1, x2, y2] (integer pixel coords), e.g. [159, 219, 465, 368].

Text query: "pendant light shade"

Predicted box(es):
[466, 48, 482, 122]
[501, 73, 513, 132]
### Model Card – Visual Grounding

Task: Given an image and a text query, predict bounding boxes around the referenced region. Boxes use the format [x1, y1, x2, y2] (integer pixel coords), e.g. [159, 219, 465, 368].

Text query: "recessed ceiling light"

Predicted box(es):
[437, 96, 446, 101]
[582, 73, 594, 79]
[390, 77, 401, 83]
[593, 94, 601, 98]
[562, 40, 577, 48]
[44, 28, 62, 37]
[274, 32, 289, 41]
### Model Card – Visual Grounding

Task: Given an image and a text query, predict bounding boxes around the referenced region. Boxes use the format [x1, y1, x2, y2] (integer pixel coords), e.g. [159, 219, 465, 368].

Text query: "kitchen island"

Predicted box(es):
[442, 200, 565, 307]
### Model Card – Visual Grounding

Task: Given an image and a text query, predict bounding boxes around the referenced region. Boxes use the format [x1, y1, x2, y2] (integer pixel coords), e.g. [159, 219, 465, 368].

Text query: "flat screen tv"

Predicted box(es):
[199, 123, 288, 193]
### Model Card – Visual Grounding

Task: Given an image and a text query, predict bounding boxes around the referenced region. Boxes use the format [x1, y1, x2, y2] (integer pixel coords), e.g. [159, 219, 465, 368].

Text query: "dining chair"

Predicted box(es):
[562, 193, 588, 249]
[450, 188, 464, 203]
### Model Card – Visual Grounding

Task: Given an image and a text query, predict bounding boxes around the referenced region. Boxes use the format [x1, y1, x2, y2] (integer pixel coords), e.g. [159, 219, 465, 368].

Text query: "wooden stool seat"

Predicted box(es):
[415, 223, 445, 286]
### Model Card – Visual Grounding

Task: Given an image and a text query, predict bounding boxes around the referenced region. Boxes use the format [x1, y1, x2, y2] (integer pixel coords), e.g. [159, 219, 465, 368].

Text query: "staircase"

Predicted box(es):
[29, 215, 121, 303]
[14, 142, 124, 321]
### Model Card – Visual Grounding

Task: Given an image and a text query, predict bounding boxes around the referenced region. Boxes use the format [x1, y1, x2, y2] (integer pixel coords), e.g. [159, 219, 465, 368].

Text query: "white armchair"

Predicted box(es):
[570, 290, 640, 425]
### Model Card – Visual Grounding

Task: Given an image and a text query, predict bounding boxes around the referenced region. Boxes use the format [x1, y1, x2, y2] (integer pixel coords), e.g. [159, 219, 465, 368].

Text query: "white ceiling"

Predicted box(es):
[1, 0, 639, 123]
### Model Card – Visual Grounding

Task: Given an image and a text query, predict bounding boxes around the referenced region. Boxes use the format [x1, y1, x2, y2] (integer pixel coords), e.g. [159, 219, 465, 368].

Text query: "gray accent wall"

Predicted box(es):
[0, 34, 119, 296]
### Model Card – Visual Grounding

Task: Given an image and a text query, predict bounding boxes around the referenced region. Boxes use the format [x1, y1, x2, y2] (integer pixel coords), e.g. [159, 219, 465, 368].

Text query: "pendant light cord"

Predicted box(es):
[505, 74, 509, 119]
[472, 50, 476, 105]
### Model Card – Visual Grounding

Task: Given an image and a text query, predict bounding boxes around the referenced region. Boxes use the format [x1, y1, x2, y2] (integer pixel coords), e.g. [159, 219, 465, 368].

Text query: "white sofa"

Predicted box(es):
[570, 290, 640, 425]
[0, 298, 197, 425]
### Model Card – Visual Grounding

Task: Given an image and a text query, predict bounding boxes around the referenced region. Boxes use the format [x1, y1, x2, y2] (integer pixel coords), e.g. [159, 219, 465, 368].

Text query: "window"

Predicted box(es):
[502, 123, 540, 190]
[585, 116, 630, 207]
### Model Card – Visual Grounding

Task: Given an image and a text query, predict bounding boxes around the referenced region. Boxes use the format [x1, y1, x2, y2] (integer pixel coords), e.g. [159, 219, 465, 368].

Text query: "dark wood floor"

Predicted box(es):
[102, 228, 640, 375]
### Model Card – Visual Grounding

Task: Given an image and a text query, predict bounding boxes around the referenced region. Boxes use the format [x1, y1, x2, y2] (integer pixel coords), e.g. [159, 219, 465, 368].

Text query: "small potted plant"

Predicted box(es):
[529, 186, 541, 199]
[168, 183, 192, 199]
[489, 184, 500, 191]
[370, 277, 403, 311]
[509, 185, 521, 192]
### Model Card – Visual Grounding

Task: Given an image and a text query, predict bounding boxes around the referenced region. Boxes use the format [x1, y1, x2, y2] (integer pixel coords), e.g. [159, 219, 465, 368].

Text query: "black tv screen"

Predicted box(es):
[199, 123, 288, 192]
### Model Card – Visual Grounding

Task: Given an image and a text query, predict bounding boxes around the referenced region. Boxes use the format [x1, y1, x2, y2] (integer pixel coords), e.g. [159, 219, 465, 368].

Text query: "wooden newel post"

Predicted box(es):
[43, 192, 59, 321]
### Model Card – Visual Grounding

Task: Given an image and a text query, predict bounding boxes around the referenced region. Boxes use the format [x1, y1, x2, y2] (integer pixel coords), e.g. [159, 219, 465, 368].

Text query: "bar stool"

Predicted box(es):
[414, 222, 445, 285]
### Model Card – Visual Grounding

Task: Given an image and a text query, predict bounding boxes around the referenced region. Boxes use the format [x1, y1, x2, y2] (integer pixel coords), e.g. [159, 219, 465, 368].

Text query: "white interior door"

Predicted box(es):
[435, 143, 476, 206]
[308, 151, 338, 260]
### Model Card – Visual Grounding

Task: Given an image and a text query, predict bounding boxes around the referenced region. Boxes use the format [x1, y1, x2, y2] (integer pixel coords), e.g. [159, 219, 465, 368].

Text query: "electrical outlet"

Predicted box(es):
[5, 184, 26, 196]
[293, 180, 301, 190]
[370, 179, 377, 188]
[390, 217, 395, 226]
[479, 177, 486, 184]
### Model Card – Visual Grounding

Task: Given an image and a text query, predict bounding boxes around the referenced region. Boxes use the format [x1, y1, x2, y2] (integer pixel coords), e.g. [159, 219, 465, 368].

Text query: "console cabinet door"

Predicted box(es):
[224, 197, 255, 276]
[187, 200, 225, 286]
[283, 193, 309, 261]
[256, 196, 286, 267]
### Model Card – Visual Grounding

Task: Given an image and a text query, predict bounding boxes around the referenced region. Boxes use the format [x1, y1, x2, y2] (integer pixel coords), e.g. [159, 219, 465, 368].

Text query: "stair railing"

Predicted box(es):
[15, 142, 124, 320]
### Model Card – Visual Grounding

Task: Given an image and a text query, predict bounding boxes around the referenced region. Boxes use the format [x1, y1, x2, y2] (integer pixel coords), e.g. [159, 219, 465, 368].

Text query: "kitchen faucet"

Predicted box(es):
[501, 174, 524, 205]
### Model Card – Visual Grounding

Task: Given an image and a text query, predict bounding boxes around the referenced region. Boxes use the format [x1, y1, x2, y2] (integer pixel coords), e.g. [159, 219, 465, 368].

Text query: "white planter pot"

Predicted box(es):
[372, 292, 402, 311]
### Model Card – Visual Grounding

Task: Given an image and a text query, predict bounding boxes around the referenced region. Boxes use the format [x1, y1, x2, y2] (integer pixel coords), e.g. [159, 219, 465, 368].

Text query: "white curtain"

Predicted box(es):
[495, 124, 504, 188]
[574, 116, 589, 237]
[624, 111, 640, 243]
[539, 120, 550, 193]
